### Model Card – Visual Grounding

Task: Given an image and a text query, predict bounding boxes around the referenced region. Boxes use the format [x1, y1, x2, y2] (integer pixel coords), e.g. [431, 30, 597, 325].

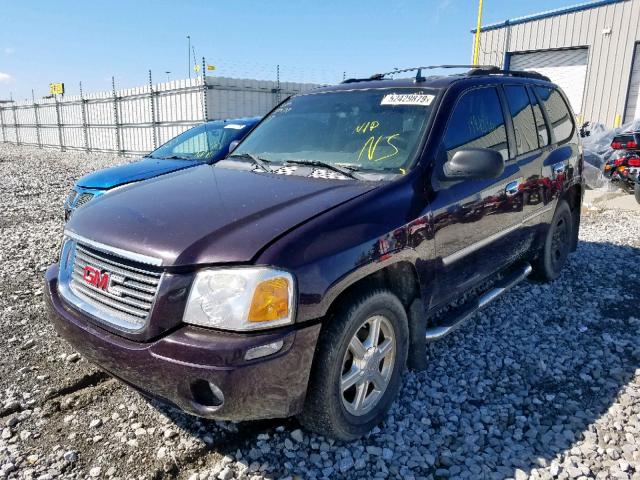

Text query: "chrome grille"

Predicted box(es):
[68, 243, 161, 330]
[74, 193, 94, 209]
[65, 189, 78, 206]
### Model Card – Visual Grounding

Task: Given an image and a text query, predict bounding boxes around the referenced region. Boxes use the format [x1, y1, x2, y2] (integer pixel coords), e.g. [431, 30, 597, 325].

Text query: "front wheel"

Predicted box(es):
[531, 200, 573, 282]
[299, 290, 409, 440]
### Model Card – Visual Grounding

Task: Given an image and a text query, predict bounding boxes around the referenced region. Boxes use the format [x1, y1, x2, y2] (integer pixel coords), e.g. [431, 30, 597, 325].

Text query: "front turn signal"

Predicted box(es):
[248, 277, 291, 322]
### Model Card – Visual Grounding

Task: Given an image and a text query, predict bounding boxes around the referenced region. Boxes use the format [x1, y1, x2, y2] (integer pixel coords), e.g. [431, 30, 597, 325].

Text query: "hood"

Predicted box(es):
[66, 164, 378, 267]
[76, 158, 196, 189]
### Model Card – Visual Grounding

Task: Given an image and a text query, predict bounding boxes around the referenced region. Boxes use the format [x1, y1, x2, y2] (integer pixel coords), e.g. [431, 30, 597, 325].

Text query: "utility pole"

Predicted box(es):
[472, 0, 484, 66]
[187, 35, 191, 79]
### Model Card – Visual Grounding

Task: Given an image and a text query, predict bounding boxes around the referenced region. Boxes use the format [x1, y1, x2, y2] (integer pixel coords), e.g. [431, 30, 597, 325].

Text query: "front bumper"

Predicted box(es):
[45, 265, 320, 421]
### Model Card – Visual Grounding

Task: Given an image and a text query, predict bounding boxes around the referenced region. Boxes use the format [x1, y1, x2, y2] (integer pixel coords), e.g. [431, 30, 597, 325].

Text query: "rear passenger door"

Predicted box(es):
[532, 86, 579, 208]
[430, 86, 525, 307]
[502, 84, 551, 239]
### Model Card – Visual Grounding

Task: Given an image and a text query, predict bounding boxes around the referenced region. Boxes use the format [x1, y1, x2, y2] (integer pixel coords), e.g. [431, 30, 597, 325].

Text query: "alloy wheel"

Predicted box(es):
[340, 315, 396, 416]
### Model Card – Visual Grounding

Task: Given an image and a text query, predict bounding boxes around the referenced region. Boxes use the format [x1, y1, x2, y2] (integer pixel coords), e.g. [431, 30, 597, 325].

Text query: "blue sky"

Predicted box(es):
[0, 0, 573, 101]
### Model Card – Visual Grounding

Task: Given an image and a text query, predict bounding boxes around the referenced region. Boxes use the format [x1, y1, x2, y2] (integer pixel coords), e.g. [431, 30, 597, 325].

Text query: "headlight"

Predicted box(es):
[183, 267, 295, 331]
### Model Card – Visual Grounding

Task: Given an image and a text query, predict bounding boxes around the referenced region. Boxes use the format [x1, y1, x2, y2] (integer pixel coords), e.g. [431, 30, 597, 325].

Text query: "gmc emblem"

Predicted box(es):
[83, 265, 110, 291]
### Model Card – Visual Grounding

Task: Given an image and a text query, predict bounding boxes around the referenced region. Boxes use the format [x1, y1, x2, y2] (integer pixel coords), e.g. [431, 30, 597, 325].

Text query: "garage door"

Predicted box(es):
[509, 48, 589, 115]
[624, 43, 640, 124]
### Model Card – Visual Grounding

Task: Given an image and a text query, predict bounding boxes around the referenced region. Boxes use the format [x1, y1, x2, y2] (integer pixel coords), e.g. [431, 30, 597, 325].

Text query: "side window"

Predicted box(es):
[443, 87, 509, 162]
[534, 87, 574, 143]
[528, 87, 550, 147]
[504, 85, 539, 155]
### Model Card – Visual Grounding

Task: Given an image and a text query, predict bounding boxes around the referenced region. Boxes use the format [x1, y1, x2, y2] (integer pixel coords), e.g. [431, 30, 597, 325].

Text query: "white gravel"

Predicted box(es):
[0, 143, 639, 479]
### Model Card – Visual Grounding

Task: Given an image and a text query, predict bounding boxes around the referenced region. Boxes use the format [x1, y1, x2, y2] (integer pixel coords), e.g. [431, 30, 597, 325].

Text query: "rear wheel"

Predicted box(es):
[635, 181, 640, 205]
[299, 290, 408, 440]
[531, 200, 573, 282]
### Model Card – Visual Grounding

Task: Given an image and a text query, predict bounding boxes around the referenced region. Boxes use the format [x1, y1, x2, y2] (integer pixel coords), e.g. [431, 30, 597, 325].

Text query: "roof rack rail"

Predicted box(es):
[341, 65, 499, 84]
[467, 67, 551, 82]
[341, 65, 551, 84]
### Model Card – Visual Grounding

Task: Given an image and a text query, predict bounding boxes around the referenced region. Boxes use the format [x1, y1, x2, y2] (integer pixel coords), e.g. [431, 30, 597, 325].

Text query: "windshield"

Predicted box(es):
[149, 121, 251, 161]
[233, 88, 438, 174]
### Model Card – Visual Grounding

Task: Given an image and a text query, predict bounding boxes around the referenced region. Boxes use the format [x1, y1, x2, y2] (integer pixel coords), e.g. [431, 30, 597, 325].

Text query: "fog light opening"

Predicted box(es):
[244, 339, 284, 361]
[190, 379, 224, 408]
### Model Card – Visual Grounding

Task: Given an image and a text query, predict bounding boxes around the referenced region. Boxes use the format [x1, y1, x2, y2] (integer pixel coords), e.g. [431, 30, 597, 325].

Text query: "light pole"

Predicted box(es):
[187, 35, 191, 79]
[165, 71, 171, 82]
[472, 0, 484, 66]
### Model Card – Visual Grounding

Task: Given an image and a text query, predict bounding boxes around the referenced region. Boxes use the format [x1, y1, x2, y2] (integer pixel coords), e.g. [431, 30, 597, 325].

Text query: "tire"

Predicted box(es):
[531, 200, 573, 282]
[635, 182, 640, 205]
[299, 290, 409, 440]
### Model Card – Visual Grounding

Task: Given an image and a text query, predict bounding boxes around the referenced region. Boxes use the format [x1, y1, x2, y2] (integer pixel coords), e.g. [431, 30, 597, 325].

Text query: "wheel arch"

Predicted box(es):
[318, 259, 428, 372]
[323, 260, 421, 321]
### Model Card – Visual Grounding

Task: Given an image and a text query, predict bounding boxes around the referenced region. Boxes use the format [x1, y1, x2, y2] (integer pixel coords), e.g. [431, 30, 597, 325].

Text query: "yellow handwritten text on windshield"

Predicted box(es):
[358, 133, 400, 162]
[355, 121, 380, 134]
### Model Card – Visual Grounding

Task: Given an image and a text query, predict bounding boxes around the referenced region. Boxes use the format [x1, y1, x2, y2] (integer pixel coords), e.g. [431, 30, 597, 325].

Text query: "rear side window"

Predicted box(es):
[504, 85, 538, 155]
[443, 87, 509, 161]
[534, 87, 574, 143]
[528, 87, 550, 147]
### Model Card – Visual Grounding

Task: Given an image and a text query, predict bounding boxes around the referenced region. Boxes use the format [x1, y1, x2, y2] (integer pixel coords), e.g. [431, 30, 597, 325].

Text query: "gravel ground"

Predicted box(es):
[0, 143, 639, 480]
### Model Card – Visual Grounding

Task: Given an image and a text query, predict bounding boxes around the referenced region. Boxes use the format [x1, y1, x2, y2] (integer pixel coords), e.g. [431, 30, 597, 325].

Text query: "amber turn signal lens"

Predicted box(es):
[248, 277, 290, 322]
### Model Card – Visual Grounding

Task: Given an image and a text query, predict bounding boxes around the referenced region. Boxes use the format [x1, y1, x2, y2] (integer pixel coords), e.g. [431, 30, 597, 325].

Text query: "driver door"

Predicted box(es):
[429, 85, 524, 307]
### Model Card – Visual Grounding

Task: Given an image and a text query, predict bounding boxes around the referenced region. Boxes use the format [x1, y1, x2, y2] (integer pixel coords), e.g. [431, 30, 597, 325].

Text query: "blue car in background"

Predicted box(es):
[64, 117, 260, 219]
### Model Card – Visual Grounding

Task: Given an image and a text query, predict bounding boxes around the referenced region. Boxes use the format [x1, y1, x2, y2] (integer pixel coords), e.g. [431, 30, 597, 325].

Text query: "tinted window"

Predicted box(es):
[443, 87, 509, 161]
[534, 87, 574, 143]
[528, 87, 550, 147]
[504, 85, 539, 155]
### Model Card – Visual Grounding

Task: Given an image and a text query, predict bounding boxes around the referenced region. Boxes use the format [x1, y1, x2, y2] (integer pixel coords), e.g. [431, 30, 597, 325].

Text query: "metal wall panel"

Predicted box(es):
[476, 0, 640, 126]
[205, 76, 319, 120]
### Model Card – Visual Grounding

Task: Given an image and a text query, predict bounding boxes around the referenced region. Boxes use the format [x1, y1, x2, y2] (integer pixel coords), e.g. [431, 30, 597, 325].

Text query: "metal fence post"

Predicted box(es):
[276, 64, 281, 104]
[54, 95, 64, 150]
[12, 103, 20, 145]
[112, 76, 122, 155]
[201, 57, 208, 121]
[80, 82, 89, 152]
[0, 106, 6, 143]
[148, 70, 157, 150]
[32, 89, 42, 149]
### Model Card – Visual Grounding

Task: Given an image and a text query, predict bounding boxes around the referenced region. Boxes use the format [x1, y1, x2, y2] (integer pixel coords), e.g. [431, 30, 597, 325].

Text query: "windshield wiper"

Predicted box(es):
[156, 155, 193, 160]
[228, 153, 273, 172]
[284, 159, 362, 180]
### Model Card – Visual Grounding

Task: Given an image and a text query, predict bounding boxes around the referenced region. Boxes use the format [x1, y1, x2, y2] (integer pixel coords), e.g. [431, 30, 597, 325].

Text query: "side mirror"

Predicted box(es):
[443, 148, 504, 180]
[228, 140, 240, 154]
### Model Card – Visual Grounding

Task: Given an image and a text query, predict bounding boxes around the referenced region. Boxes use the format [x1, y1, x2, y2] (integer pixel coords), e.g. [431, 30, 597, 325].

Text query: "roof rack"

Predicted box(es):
[344, 65, 496, 83]
[342, 65, 499, 84]
[467, 66, 551, 82]
[341, 64, 550, 84]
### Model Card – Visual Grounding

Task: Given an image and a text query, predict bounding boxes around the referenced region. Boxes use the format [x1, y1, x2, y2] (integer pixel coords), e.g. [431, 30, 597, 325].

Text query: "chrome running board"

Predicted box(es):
[424, 263, 532, 341]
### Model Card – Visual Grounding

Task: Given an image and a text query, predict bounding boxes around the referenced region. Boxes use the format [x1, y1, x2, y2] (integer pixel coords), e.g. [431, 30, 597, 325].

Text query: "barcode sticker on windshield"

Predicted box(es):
[224, 124, 246, 130]
[381, 93, 434, 106]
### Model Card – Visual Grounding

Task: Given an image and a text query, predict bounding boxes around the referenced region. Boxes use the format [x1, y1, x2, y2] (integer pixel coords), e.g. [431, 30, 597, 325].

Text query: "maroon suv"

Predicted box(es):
[45, 66, 584, 440]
